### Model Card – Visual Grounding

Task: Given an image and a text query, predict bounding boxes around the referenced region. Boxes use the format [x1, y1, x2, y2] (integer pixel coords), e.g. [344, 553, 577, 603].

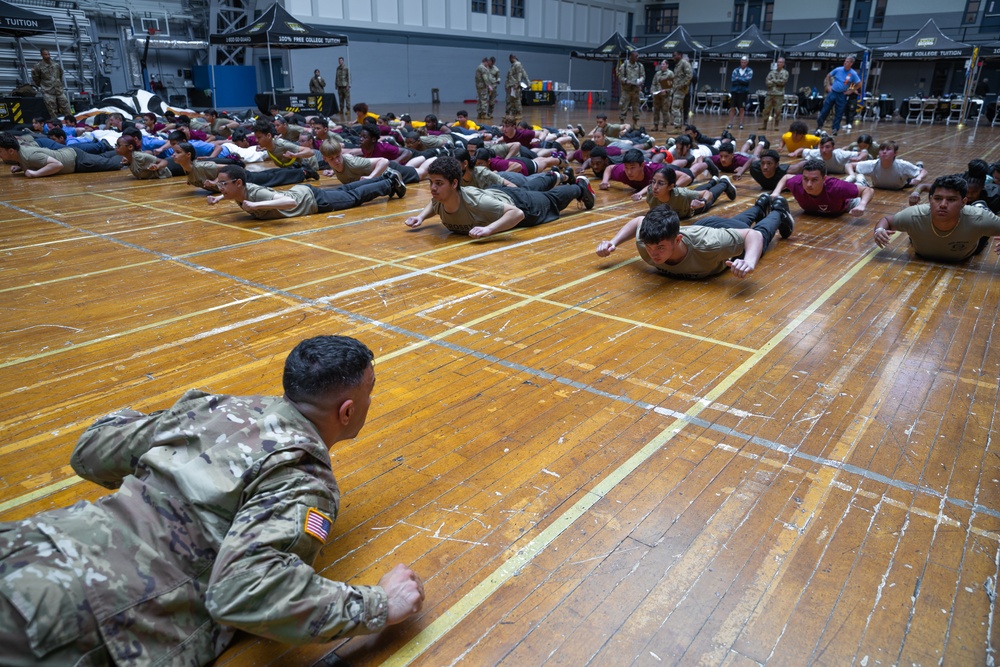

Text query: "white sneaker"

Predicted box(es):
[845, 123, 852, 130]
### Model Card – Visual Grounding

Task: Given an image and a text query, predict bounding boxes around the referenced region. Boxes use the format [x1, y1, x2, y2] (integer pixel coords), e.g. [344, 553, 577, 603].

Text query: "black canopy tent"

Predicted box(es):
[637, 27, 705, 114]
[701, 25, 781, 92]
[785, 22, 867, 59]
[701, 25, 781, 60]
[636, 26, 704, 61]
[874, 19, 974, 59]
[0, 0, 57, 83]
[870, 19, 974, 112]
[209, 2, 349, 104]
[567, 31, 636, 98]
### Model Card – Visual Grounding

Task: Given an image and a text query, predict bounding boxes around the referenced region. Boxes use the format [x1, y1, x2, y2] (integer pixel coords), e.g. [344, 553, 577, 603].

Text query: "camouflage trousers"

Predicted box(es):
[476, 87, 490, 118]
[337, 86, 350, 117]
[619, 86, 641, 123]
[671, 89, 688, 127]
[506, 89, 522, 118]
[0, 522, 112, 666]
[43, 92, 72, 119]
[651, 93, 670, 128]
[761, 93, 784, 127]
[487, 88, 497, 117]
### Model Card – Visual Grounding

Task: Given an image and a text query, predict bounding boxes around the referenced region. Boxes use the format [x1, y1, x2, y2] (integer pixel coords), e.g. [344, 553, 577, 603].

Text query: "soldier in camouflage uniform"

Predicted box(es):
[0, 336, 424, 666]
[650, 60, 674, 131]
[671, 50, 693, 129]
[31, 49, 72, 119]
[505, 53, 530, 120]
[761, 57, 789, 131]
[335, 57, 351, 120]
[617, 50, 645, 125]
[488, 57, 501, 118]
[475, 57, 492, 120]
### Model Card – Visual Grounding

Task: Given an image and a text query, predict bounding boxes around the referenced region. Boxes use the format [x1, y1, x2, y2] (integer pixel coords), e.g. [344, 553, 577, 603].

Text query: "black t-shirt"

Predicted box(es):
[749, 161, 789, 191]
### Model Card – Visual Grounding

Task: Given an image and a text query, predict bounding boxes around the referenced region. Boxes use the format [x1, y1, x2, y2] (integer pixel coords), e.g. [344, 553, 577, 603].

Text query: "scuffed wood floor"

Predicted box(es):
[1, 106, 998, 666]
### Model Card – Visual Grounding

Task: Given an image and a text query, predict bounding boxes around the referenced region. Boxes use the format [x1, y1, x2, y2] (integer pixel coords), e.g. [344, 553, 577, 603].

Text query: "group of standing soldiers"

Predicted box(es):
[622, 50, 693, 132]
[475, 54, 531, 122]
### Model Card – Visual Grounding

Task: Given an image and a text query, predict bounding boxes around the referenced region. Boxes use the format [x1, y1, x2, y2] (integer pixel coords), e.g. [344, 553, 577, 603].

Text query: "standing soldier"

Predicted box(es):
[335, 57, 351, 120]
[617, 50, 645, 126]
[488, 56, 501, 119]
[309, 68, 326, 95]
[31, 49, 72, 119]
[505, 54, 530, 120]
[761, 57, 789, 131]
[671, 50, 693, 129]
[475, 57, 492, 120]
[650, 60, 674, 132]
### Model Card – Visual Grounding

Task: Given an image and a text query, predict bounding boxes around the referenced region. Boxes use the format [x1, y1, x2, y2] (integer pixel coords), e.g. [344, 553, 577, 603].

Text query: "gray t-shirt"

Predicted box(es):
[187, 161, 220, 191]
[892, 204, 1000, 262]
[243, 183, 318, 219]
[636, 225, 745, 279]
[800, 148, 861, 174]
[854, 158, 921, 190]
[431, 187, 515, 234]
[19, 145, 76, 174]
[466, 166, 506, 189]
[332, 154, 375, 184]
[128, 150, 171, 179]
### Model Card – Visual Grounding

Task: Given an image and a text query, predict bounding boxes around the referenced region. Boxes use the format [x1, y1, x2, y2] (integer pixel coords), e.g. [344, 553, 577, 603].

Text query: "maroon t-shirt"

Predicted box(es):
[609, 162, 659, 190]
[786, 175, 860, 216]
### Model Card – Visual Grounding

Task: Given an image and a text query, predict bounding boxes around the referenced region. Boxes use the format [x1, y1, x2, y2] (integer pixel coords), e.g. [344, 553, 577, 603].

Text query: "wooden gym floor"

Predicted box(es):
[1, 105, 999, 666]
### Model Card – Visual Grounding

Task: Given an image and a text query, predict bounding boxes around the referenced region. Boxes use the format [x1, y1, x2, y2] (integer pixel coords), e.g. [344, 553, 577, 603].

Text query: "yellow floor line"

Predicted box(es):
[382, 242, 886, 666]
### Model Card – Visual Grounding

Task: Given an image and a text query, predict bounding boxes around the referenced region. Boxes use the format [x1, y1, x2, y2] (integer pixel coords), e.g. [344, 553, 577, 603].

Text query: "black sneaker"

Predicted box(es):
[569, 133, 580, 150]
[754, 193, 772, 216]
[747, 133, 757, 146]
[771, 196, 794, 238]
[576, 123, 585, 137]
[576, 175, 595, 210]
[721, 129, 735, 142]
[302, 166, 320, 181]
[564, 165, 575, 182]
[385, 168, 407, 199]
[719, 175, 736, 200]
[705, 158, 720, 177]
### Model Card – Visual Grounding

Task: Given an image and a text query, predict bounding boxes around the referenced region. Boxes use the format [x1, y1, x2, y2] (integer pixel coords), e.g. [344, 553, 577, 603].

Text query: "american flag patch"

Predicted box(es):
[303, 508, 332, 542]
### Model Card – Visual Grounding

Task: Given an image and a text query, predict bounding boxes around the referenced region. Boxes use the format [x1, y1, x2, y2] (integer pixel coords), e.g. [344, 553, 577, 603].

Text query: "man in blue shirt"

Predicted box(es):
[728, 57, 753, 130]
[815, 56, 861, 136]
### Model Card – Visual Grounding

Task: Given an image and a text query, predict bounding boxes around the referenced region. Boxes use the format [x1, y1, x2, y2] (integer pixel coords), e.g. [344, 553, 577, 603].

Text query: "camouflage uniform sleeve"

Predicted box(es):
[205, 461, 389, 643]
[70, 408, 167, 489]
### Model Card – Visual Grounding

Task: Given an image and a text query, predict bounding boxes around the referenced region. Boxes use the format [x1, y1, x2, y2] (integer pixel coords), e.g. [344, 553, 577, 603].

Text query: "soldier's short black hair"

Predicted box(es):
[283, 336, 374, 403]
[589, 146, 608, 159]
[929, 174, 968, 199]
[428, 156, 462, 187]
[580, 140, 596, 152]
[639, 204, 681, 245]
[802, 158, 827, 176]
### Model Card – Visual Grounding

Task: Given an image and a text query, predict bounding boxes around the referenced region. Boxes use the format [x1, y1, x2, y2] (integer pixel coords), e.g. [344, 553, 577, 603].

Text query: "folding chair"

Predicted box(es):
[904, 97, 923, 124]
[945, 98, 964, 125]
[918, 98, 938, 125]
[707, 92, 723, 114]
[695, 92, 708, 114]
[782, 94, 798, 119]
